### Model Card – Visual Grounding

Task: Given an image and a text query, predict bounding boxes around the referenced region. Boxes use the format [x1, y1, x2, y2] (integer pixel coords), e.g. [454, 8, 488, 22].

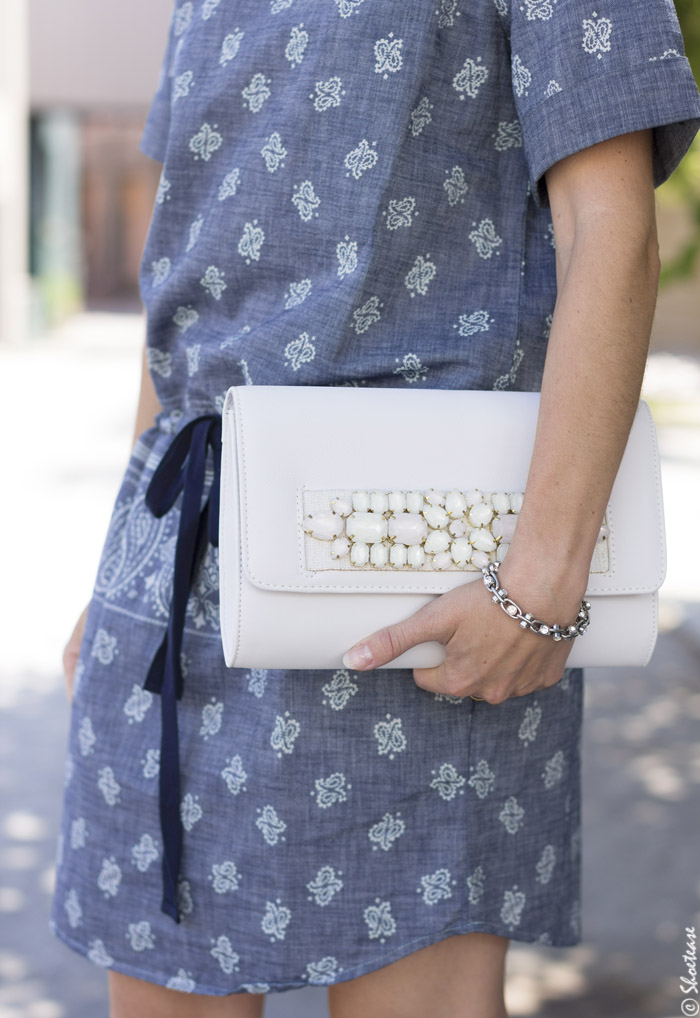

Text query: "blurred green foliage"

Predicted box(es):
[675, 0, 700, 71]
[659, 1, 700, 287]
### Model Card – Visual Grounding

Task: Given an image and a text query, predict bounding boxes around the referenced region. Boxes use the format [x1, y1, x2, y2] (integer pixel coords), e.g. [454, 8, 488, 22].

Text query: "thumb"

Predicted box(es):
[342, 602, 445, 671]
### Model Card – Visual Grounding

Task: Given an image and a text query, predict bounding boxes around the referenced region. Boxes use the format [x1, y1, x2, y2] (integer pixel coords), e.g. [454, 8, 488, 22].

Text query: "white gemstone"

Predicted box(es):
[450, 537, 472, 565]
[496, 542, 509, 562]
[445, 490, 467, 518]
[424, 530, 450, 555]
[303, 511, 345, 541]
[370, 543, 389, 568]
[350, 542, 370, 566]
[470, 527, 497, 553]
[491, 492, 510, 514]
[405, 491, 424, 513]
[370, 491, 389, 514]
[389, 543, 408, 568]
[330, 537, 351, 559]
[425, 489, 446, 506]
[388, 490, 406, 513]
[468, 502, 493, 528]
[465, 488, 483, 505]
[507, 604, 518, 616]
[331, 495, 353, 517]
[432, 551, 452, 570]
[407, 545, 425, 569]
[448, 519, 467, 538]
[471, 550, 490, 569]
[388, 512, 428, 546]
[509, 492, 524, 513]
[352, 491, 370, 512]
[423, 506, 449, 530]
[491, 514, 518, 542]
[346, 511, 388, 544]
[539, 624, 550, 635]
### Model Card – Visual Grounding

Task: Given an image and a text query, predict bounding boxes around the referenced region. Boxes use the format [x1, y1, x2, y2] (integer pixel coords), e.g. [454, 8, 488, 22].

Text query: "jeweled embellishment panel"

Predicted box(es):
[301, 489, 610, 573]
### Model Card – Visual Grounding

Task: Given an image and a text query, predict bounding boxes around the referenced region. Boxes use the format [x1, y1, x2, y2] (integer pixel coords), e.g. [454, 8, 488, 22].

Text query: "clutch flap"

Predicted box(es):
[222, 386, 666, 598]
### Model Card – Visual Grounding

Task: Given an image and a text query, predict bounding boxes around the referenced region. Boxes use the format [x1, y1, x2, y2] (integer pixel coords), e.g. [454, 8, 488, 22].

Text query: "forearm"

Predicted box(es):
[130, 337, 163, 450]
[501, 218, 660, 612]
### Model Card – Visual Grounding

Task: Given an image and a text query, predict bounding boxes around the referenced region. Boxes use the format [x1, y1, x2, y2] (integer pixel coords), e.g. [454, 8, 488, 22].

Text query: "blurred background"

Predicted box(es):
[0, 2, 699, 1017]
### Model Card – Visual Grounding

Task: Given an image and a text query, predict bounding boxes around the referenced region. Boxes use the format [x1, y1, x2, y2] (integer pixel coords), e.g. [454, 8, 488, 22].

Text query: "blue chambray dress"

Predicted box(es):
[50, 0, 700, 996]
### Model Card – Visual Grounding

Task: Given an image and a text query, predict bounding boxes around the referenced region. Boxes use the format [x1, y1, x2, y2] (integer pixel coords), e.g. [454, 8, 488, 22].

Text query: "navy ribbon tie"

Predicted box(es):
[143, 414, 222, 923]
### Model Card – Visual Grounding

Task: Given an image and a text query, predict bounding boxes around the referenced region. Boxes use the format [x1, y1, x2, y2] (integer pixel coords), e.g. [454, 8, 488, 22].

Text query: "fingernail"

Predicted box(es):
[343, 644, 373, 670]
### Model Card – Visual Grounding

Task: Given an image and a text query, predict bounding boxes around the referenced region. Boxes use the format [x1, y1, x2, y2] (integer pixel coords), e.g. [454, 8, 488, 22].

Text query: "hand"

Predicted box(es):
[63, 603, 90, 702]
[342, 563, 583, 703]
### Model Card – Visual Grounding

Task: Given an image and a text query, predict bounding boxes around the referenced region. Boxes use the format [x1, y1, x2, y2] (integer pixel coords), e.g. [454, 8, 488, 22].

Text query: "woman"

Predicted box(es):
[52, 1, 700, 1015]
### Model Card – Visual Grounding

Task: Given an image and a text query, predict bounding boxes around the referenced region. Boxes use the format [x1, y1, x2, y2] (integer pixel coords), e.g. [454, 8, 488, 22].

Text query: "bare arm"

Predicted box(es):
[64, 335, 163, 699]
[343, 128, 660, 699]
[499, 127, 660, 617]
[130, 335, 163, 449]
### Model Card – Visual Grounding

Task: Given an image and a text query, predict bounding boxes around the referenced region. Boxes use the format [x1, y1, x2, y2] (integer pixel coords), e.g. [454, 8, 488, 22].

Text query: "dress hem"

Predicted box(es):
[49, 916, 582, 997]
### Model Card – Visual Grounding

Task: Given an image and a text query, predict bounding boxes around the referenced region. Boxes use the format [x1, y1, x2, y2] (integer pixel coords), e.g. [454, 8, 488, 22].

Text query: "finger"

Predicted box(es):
[343, 601, 448, 671]
[411, 661, 483, 699]
[412, 650, 501, 702]
[411, 663, 447, 691]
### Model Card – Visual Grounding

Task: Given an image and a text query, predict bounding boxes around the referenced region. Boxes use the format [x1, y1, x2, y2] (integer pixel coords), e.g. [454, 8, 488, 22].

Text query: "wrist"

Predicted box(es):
[482, 561, 591, 641]
[504, 497, 607, 601]
[493, 552, 589, 626]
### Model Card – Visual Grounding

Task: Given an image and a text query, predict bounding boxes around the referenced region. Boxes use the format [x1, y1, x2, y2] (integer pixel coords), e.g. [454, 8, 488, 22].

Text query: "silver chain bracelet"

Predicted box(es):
[481, 561, 591, 641]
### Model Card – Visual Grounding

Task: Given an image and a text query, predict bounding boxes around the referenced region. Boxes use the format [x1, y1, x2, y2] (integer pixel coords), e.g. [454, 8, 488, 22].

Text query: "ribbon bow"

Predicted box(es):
[143, 413, 222, 922]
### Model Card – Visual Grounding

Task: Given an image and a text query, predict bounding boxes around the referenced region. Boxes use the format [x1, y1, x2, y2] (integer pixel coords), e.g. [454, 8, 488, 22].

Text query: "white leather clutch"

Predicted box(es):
[218, 386, 666, 670]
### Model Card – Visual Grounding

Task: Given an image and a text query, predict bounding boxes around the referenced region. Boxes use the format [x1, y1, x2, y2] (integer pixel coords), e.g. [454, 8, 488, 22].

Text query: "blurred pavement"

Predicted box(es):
[0, 312, 699, 1018]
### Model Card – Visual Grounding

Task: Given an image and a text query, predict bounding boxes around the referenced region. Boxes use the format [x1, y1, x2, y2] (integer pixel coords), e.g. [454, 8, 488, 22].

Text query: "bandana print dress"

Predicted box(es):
[50, 0, 700, 996]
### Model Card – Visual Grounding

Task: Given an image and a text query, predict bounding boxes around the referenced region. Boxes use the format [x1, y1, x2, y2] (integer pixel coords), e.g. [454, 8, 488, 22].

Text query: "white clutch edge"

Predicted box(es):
[218, 387, 665, 671]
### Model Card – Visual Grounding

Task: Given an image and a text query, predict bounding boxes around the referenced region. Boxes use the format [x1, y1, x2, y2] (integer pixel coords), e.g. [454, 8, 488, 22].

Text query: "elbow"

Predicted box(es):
[555, 212, 662, 289]
[647, 228, 661, 283]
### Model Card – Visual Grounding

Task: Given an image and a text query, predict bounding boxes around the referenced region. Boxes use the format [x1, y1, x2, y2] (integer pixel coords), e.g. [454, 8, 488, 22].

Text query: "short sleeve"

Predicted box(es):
[498, 0, 700, 210]
[140, 5, 179, 164]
